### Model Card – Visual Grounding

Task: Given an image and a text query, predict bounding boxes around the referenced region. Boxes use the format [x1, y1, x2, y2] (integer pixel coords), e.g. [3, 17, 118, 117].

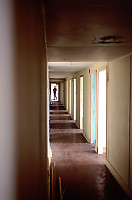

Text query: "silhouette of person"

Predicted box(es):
[53, 86, 57, 100]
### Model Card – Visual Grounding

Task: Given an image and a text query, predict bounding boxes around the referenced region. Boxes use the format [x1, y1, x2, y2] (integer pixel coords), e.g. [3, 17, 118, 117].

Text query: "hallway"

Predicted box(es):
[50, 102, 130, 200]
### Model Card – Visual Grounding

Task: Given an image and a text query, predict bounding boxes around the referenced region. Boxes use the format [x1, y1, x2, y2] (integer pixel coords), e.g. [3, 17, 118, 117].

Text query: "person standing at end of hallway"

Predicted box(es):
[53, 86, 57, 100]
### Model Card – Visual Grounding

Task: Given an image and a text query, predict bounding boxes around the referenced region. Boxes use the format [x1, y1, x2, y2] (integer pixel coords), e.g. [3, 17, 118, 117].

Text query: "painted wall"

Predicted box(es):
[0, 1, 49, 199]
[0, 1, 17, 199]
[65, 80, 68, 110]
[60, 81, 64, 104]
[106, 55, 132, 198]
[73, 63, 106, 140]
[64, 58, 132, 197]
[83, 69, 91, 140]
[67, 78, 70, 113]
[130, 55, 132, 191]
[66, 78, 72, 114]
[65, 78, 74, 119]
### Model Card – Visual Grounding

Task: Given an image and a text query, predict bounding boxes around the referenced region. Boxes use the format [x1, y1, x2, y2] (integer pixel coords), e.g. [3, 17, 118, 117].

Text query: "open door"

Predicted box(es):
[69, 79, 72, 114]
[98, 70, 106, 154]
[66, 80, 68, 110]
[80, 76, 83, 129]
[74, 79, 76, 121]
[91, 73, 97, 145]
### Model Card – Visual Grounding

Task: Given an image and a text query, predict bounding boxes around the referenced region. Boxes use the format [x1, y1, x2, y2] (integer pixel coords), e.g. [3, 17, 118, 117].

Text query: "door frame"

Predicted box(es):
[98, 66, 107, 154]
[90, 70, 98, 152]
[74, 78, 76, 121]
[80, 75, 83, 129]
[90, 66, 107, 154]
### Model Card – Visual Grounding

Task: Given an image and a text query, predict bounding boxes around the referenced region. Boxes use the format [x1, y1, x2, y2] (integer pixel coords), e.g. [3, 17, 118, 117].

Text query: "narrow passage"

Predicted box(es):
[50, 101, 129, 200]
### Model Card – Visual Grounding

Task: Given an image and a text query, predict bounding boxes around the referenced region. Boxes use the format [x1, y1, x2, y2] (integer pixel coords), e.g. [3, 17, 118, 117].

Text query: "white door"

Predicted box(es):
[80, 76, 83, 129]
[74, 79, 76, 121]
[98, 70, 106, 154]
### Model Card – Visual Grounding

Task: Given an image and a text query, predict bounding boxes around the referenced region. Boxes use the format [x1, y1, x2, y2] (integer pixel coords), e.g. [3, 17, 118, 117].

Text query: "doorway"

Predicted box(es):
[74, 79, 76, 121]
[66, 80, 68, 110]
[98, 70, 106, 154]
[69, 80, 72, 114]
[51, 83, 59, 101]
[80, 76, 83, 129]
[91, 73, 96, 145]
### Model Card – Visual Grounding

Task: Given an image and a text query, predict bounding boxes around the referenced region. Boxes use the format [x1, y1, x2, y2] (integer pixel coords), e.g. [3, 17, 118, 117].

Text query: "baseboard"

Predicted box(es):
[106, 159, 132, 199]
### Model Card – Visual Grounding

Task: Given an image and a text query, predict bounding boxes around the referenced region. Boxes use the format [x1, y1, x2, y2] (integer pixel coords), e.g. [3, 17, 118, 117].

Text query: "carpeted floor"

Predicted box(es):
[49, 101, 130, 200]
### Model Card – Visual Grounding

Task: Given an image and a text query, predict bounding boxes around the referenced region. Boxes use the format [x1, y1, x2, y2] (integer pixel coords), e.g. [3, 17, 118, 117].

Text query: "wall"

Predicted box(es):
[65, 80, 68, 109]
[64, 58, 132, 197]
[67, 78, 70, 113]
[60, 81, 64, 104]
[106, 55, 132, 198]
[0, 1, 49, 199]
[0, 0, 17, 199]
[66, 78, 72, 114]
[66, 77, 77, 119]
[82, 69, 91, 140]
[73, 63, 106, 140]
[130, 55, 132, 191]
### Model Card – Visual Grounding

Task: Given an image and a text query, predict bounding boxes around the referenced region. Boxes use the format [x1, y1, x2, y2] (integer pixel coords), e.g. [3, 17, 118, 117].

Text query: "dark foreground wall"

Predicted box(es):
[0, 0, 49, 199]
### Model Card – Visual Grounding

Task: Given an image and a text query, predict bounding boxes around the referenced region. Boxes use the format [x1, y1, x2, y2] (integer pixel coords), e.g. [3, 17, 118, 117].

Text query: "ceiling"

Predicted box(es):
[48, 62, 94, 78]
[45, 0, 132, 78]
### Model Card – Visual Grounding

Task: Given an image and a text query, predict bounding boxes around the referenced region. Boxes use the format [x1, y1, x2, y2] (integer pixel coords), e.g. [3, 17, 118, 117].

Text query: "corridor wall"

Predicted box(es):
[106, 55, 132, 198]
[65, 80, 68, 110]
[0, 1, 17, 199]
[66, 77, 75, 120]
[60, 81, 64, 104]
[73, 70, 90, 133]
[0, 1, 49, 199]
[66, 78, 72, 115]
[130, 55, 132, 191]
[65, 57, 132, 198]
[74, 63, 106, 140]
[81, 69, 90, 140]
[68, 78, 70, 113]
